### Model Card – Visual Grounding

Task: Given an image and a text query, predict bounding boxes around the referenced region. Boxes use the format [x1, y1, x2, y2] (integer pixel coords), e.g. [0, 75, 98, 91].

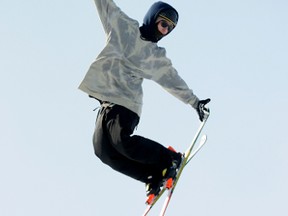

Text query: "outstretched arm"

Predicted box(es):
[94, 0, 122, 34]
[146, 56, 211, 121]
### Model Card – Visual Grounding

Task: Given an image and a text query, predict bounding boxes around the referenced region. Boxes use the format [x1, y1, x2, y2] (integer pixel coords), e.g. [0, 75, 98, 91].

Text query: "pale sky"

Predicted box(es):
[1, 0, 288, 215]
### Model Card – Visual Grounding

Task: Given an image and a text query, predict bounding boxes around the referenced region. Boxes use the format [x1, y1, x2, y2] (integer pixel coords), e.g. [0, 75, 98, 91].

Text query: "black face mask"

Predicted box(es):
[139, 1, 178, 43]
[140, 23, 163, 42]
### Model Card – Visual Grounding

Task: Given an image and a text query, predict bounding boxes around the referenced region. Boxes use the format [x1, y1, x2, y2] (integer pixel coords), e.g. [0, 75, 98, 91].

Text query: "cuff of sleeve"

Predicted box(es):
[188, 96, 199, 109]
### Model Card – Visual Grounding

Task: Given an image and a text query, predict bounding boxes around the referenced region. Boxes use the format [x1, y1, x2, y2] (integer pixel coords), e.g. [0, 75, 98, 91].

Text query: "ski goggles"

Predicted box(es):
[158, 20, 175, 32]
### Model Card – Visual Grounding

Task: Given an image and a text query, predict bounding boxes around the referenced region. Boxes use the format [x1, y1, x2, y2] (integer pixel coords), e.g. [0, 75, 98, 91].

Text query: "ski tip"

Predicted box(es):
[201, 134, 207, 142]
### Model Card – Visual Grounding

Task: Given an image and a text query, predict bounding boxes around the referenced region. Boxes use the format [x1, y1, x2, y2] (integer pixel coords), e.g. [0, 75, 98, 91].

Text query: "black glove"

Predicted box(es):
[196, 98, 211, 121]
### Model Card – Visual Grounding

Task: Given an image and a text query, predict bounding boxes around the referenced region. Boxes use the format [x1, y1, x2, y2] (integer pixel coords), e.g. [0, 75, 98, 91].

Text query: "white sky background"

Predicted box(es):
[1, 0, 287, 215]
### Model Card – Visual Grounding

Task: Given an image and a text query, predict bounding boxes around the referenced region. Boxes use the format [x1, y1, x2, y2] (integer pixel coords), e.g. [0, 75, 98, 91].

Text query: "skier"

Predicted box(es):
[78, 0, 210, 200]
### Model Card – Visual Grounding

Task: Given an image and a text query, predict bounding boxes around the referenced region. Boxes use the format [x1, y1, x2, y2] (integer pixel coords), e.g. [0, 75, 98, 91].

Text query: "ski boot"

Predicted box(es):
[145, 146, 183, 204]
[145, 180, 163, 205]
[163, 146, 184, 189]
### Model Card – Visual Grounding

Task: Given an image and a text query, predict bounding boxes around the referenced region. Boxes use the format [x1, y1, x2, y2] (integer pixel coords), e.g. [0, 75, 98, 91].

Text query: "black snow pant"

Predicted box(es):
[93, 103, 177, 184]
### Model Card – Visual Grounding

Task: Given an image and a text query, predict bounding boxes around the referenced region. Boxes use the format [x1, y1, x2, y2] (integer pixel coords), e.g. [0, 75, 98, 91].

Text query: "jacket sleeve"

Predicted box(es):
[94, 0, 122, 34]
[155, 66, 199, 108]
[144, 50, 199, 108]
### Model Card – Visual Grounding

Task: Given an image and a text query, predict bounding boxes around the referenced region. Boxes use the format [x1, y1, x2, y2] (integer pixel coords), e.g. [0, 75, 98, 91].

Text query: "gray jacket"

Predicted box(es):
[79, 0, 199, 116]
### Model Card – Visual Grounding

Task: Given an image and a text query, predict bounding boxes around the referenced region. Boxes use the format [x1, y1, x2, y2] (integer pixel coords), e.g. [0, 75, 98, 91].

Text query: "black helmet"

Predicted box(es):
[140, 1, 179, 43]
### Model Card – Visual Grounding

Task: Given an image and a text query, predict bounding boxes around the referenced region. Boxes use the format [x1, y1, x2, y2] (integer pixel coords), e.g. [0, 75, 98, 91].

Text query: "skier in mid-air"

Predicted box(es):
[79, 0, 210, 200]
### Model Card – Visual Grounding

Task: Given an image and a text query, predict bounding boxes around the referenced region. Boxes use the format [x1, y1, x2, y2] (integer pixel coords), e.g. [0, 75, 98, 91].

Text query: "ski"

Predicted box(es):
[159, 134, 207, 215]
[142, 109, 210, 216]
[186, 134, 207, 165]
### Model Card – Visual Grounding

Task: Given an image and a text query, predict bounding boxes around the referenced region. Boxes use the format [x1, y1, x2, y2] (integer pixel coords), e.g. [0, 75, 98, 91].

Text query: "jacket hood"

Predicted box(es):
[140, 1, 179, 43]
